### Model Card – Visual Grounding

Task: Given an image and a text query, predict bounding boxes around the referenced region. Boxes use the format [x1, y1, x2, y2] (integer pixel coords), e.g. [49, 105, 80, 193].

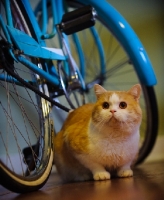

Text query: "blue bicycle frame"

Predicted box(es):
[0, 0, 157, 88]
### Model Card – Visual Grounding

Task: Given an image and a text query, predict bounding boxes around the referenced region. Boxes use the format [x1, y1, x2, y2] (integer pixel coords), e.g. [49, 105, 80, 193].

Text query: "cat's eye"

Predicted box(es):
[102, 102, 109, 109]
[119, 102, 127, 109]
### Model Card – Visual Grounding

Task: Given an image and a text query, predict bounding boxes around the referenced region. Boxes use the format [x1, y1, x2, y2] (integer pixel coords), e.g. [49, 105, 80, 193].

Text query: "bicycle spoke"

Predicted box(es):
[0, 68, 44, 174]
[0, 131, 14, 172]
[0, 81, 38, 108]
[105, 57, 130, 77]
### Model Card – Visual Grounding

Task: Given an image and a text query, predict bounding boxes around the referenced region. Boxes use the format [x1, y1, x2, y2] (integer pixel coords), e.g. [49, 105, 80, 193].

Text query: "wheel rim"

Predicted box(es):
[0, 0, 53, 186]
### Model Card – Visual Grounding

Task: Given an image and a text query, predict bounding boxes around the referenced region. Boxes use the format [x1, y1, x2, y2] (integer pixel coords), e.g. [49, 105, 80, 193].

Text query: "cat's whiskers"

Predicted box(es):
[91, 116, 109, 133]
[120, 120, 136, 133]
[93, 118, 106, 133]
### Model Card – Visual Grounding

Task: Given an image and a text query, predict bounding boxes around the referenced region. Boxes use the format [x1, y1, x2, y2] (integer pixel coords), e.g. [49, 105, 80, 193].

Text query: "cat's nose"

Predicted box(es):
[110, 110, 116, 114]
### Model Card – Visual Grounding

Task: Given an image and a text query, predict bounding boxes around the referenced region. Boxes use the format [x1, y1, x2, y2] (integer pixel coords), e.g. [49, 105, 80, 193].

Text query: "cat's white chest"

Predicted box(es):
[88, 128, 139, 167]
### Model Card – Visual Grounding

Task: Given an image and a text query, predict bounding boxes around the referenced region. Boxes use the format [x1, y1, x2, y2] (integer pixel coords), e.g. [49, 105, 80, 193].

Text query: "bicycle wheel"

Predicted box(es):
[39, 0, 158, 164]
[0, 0, 53, 193]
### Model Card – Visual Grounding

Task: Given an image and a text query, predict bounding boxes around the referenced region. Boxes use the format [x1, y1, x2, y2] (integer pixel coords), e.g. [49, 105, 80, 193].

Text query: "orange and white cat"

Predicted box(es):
[54, 84, 142, 182]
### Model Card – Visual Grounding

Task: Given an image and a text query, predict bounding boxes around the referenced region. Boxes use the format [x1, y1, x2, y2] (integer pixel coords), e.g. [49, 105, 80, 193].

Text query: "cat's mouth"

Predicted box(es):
[109, 114, 118, 122]
[108, 114, 122, 123]
[108, 114, 126, 125]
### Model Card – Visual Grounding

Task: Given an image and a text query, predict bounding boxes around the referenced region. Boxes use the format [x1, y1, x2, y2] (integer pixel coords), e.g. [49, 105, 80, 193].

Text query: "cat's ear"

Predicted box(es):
[128, 84, 141, 101]
[94, 84, 107, 98]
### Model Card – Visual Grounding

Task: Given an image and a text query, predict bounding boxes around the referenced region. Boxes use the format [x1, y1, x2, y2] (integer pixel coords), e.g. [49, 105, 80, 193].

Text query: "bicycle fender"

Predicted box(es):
[77, 0, 157, 86]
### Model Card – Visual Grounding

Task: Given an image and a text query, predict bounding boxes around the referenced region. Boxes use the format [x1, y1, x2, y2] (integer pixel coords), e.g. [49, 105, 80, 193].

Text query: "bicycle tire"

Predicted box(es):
[69, 0, 158, 164]
[0, 0, 54, 193]
[70, 0, 158, 164]
[40, 0, 158, 163]
[135, 86, 158, 164]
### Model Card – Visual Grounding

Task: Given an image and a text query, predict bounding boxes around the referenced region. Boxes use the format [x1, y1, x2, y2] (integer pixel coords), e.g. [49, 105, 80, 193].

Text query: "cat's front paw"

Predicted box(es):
[117, 169, 133, 178]
[93, 171, 111, 181]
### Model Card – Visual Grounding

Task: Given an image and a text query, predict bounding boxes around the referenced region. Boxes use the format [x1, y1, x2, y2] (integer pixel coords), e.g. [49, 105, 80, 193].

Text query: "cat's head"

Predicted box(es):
[92, 84, 142, 126]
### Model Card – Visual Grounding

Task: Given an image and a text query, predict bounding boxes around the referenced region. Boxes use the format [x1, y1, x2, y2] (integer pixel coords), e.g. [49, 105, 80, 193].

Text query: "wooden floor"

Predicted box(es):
[1, 161, 164, 200]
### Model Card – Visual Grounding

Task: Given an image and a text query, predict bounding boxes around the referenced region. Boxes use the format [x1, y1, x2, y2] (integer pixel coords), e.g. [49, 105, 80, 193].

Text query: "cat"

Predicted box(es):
[54, 84, 142, 182]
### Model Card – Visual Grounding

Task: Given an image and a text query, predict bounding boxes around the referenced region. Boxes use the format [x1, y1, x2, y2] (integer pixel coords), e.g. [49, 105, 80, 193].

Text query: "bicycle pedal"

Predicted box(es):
[23, 145, 38, 166]
[59, 5, 97, 35]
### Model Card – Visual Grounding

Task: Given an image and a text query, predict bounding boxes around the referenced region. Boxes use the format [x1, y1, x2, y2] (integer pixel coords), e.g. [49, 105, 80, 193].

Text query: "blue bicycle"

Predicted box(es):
[0, 0, 158, 193]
